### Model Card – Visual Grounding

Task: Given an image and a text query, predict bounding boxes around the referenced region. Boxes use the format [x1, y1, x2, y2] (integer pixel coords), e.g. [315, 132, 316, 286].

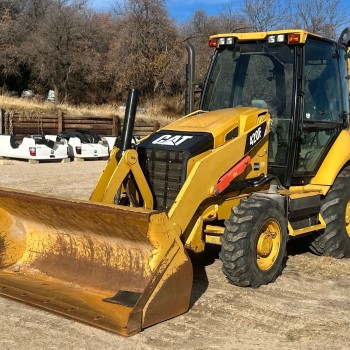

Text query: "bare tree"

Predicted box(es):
[219, 2, 250, 33]
[180, 10, 221, 86]
[0, 6, 22, 85]
[79, 12, 120, 103]
[242, 0, 287, 31]
[0, 0, 49, 92]
[23, 0, 101, 102]
[286, 0, 348, 39]
[108, 0, 183, 98]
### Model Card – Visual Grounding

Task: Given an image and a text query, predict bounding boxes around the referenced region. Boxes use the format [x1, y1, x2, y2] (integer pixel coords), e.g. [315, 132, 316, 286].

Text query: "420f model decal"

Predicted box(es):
[244, 122, 268, 154]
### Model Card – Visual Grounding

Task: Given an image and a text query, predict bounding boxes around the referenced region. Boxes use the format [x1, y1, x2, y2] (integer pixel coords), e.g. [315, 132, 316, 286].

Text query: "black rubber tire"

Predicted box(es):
[219, 196, 288, 288]
[309, 166, 350, 258]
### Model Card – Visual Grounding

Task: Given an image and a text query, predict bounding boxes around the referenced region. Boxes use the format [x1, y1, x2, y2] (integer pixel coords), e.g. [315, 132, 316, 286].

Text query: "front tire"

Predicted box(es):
[309, 166, 350, 258]
[220, 196, 288, 288]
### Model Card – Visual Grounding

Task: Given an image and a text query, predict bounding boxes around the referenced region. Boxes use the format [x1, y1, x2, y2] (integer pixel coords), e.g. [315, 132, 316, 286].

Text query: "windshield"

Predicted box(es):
[201, 42, 295, 118]
[201, 42, 295, 167]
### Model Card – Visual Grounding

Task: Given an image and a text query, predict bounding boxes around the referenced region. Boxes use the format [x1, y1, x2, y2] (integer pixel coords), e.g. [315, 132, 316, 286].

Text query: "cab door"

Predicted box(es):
[292, 38, 347, 185]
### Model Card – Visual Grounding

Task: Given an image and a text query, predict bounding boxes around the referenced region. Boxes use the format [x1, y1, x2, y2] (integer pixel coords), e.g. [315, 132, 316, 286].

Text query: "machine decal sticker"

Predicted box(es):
[152, 134, 193, 146]
[244, 122, 267, 154]
[139, 130, 214, 152]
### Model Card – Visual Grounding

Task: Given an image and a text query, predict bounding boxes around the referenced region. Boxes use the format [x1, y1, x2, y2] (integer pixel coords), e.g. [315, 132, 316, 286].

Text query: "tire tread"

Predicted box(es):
[220, 196, 287, 287]
[309, 165, 350, 258]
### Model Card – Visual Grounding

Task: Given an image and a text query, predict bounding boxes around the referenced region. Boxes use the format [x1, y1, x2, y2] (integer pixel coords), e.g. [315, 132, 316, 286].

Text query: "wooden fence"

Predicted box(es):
[0, 109, 160, 141]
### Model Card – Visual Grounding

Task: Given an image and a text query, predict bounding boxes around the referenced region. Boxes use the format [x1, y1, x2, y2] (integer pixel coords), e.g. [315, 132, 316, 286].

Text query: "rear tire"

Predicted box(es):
[220, 196, 288, 288]
[309, 166, 350, 258]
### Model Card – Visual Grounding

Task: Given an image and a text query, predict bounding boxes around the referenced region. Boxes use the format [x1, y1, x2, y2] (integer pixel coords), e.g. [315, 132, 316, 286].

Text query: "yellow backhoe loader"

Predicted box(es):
[0, 28, 349, 336]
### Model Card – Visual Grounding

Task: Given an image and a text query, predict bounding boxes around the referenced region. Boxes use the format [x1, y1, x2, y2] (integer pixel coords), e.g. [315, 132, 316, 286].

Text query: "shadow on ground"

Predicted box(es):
[188, 236, 316, 307]
[188, 245, 220, 307]
[287, 235, 313, 256]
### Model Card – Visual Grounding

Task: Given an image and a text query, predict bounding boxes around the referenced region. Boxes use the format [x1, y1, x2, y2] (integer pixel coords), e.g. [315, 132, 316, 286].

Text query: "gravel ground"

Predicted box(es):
[0, 159, 349, 350]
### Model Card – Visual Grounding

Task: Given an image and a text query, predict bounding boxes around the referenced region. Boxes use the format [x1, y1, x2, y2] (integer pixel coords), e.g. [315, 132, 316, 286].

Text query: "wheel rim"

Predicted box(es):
[345, 200, 350, 237]
[256, 220, 281, 271]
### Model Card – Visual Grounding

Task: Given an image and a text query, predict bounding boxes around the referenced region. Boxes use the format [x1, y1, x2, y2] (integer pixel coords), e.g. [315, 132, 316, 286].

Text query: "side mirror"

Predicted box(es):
[338, 27, 350, 48]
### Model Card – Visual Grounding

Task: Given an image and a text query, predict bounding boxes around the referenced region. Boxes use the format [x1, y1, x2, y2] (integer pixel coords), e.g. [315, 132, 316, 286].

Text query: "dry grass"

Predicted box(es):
[0, 95, 57, 115]
[0, 95, 182, 126]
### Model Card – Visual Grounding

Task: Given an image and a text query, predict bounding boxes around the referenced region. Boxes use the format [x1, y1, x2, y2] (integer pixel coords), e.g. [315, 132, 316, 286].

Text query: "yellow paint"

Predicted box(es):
[168, 111, 270, 235]
[288, 215, 326, 237]
[184, 216, 205, 253]
[0, 190, 155, 293]
[346, 200, 350, 238]
[215, 198, 240, 220]
[0, 187, 192, 335]
[205, 235, 222, 245]
[91, 149, 153, 209]
[185, 150, 212, 177]
[0, 208, 26, 267]
[90, 147, 119, 202]
[162, 107, 268, 148]
[288, 191, 322, 200]
[256, 219, 281, 271]
[205, 225, 225, 234]
[311, 130, 350, 186]
[205, 225, 224, 245]
[92, 106, 271, 258]
[284, 185, 330, 196]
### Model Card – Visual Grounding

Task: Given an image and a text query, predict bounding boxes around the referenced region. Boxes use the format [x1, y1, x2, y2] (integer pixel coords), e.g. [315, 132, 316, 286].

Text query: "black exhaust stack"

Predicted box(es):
[117, 88, 139, 160]
[185, 40, 195, 115]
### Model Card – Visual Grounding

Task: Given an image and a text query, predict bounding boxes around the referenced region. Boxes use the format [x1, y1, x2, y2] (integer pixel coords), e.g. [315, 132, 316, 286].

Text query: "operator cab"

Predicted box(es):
[201, 30, 349, 187]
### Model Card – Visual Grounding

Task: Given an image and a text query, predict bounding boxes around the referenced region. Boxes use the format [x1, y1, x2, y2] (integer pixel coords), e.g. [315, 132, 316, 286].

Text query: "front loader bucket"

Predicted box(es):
[0, 187, 192, 336]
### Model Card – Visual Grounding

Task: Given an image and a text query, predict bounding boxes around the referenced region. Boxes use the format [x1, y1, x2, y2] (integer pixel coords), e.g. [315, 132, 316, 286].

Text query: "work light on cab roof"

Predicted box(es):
[209, 36, 235, 48]
[268, 33, 301, 44]
[209, 31, 302, 47]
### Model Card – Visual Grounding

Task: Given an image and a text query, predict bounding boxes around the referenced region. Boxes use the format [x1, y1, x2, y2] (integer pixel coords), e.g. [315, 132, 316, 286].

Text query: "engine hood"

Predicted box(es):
[138, 106, 268, 153]
[160, 106, 268, 148]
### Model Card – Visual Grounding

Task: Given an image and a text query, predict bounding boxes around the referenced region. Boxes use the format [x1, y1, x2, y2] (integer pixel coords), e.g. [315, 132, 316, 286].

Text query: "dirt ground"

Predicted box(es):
[0, 159, 349, 350]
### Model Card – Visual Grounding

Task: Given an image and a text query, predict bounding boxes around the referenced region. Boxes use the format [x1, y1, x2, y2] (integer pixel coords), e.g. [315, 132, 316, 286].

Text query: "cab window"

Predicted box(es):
[295, 39, 343, 174]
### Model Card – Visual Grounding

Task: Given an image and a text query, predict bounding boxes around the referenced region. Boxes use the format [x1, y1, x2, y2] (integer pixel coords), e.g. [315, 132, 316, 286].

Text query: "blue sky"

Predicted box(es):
[166, 0, 240, 21]
[88, 0, 349, 23]
[88, 0, 242, 22]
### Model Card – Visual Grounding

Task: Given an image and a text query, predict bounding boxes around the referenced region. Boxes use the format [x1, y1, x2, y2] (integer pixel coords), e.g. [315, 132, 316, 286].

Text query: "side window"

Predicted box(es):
[303, 40, 342, 122]
[295, 39, 342, 174]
